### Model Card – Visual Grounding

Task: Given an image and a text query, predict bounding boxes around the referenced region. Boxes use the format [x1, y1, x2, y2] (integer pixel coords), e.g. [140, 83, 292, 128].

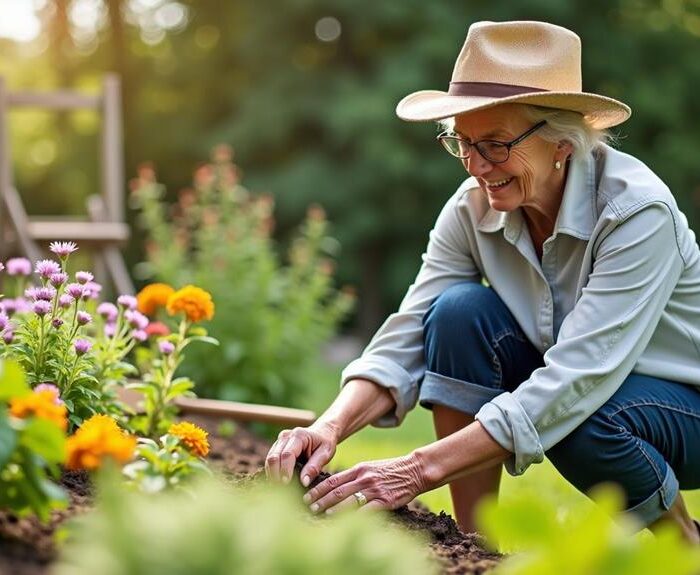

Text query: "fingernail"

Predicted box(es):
[283, 474, 289, 484]
[325, 508, 334, 515]
[302, 475, 310, 487]
[310, 503, 319, 513]
[302, 494, 311, 504]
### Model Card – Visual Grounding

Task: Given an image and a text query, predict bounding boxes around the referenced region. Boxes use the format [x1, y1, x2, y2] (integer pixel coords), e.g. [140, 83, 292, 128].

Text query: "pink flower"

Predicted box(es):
[2, 298, 30, 315]
[81, 281, 102, 300]
[3, 331, 14, 344]
[158, 340, 175, 355]
[32, 300, 51, 316]
[74, 339, 92, 355]
[76, 311, 92, 326]
[49, 241, 78, 258]
[0, 262, 4, 272]
[104, 323, 116, 338]
[6, 258, 32, 276]
[35, 260, 62, 279]
[0, 312, 8, 331]
[125, 309, 149, 330]
[145, 321, 170, 337]
[65, 283, 84, 299]
[117, 295, 138, 310]
[75, 271, 94, 285]
[131, 329, 148, 342]
[97, 302, 119, 322]
[52, 317, 64, 329]
[58, 294, 73, 309]
[49, 272, 68, 287]
[26, 286, 56, 302]
[34, 383, 63, 405]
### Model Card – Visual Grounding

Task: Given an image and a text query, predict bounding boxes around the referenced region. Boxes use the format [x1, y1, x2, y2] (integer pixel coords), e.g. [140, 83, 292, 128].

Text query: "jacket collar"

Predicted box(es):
[475, 151, 597, 242]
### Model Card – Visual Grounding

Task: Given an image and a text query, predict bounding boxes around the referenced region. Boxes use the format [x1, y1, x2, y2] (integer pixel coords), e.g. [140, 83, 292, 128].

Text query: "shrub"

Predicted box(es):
[130, 147, 354, 407]
[55, 476, 437, 575]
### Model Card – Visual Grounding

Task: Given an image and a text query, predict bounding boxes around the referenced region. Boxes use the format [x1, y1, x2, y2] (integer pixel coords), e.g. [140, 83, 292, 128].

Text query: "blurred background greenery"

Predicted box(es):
[2, 0, 700, 336]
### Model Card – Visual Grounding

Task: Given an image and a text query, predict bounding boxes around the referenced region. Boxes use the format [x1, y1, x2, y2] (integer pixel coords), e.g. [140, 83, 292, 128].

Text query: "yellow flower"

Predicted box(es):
[168, 421, 210, 457]
[10, 388, 68, 431]
[66, 414, 136, 471]
[137, 283, 176, 317]
[166, 285, 215, 323]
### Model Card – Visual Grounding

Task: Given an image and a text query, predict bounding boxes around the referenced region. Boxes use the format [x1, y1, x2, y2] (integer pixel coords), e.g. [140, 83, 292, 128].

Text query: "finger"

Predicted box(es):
[299, 446, 333, 488]
[307, 474, 364, 514]
[278, 434, 306, 484]
[266, 430, 291, 482]
[303, 468, 358, 507]
[324, 487, 373, 515]
[358, 499, 385, 512]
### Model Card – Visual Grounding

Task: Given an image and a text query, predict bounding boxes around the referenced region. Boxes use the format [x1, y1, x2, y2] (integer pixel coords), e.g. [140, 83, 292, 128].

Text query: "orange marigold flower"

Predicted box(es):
[10, 389, 68, 431]
[168, 421, 210, 457]
[65, 414, 136, 471]
[166, 285, 214, 323]
[137, 283, 176, 317]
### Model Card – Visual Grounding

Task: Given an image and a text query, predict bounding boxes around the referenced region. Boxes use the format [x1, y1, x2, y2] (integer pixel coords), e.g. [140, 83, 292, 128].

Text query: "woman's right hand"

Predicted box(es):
[265, 422, 339, 487]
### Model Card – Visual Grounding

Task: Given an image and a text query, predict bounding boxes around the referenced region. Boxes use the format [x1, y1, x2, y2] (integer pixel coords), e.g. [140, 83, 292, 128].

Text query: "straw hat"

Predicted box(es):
[396, 21, 631, 129]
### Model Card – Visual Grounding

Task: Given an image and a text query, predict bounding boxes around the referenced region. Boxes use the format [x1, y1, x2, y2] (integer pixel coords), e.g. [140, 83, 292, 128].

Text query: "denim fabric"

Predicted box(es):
[421, 282, 700, 526]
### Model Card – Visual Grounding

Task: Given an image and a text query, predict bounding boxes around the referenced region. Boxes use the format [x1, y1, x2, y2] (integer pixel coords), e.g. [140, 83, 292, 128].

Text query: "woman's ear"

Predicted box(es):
[556, 140, 574, 161]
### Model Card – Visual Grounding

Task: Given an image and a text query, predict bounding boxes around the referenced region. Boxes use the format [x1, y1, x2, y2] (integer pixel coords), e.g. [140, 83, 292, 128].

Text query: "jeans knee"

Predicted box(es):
[422, 282, 493, 339]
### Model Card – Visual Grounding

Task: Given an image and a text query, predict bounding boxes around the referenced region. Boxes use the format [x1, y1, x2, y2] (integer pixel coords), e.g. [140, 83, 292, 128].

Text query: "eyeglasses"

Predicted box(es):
[437, 120, 547, 164]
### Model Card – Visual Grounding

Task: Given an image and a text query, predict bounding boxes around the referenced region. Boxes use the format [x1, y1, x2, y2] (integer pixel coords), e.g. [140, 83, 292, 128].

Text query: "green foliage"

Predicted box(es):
[477, 485, 700, 575]
[122, 433, 211, 493]
[131, 148, 354, 406]
[0, 360, 68, 521]
[56, 476, 438, 575]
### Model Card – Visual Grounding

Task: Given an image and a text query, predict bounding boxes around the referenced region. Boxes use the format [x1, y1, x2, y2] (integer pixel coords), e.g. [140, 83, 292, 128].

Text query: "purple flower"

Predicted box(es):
[49, 272, 68, 287]
[3, 331, 13, 344]
[125, 309, 149, 330]
[0, 262, 4, 272]
[97, 302, 118, 322]
[58, 294, 73, 309]
[52, 317, 64, 329]
[76, 311, 92, 326]
[65, 283, 84, 299]
[2, 298, 30, 315]
[74, 339, 92, 356]
[32, 300, 51, 316]
[0, 312, 8, 331]
[34, 383, 63, 405]
[6, 258, 32, 276]
[35, 259, 62, 279]
[131, 329, 148, 342]
[26, 286, 56, 302]
[49, 241, 78, 258]
[75, 271, 94, 285]
[104, 323, 116, 338]
[158, 340, 175, 355]
[117, 294, 138, 310]
[81, 281, 102, 301]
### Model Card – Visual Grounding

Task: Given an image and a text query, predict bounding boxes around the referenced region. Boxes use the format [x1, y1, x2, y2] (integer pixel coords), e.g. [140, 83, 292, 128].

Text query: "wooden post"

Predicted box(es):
[0, 77, 9, 252]
[102, 74, 124, 222]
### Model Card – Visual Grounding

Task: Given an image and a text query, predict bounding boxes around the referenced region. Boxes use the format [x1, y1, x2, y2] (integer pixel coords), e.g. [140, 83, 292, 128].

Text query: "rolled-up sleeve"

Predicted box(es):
[342, 188, 481, 427]
[476, 203, 684, 475]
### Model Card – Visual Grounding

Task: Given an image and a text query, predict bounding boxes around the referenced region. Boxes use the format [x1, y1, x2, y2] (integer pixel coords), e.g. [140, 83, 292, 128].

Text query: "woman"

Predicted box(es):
[265, 20, 700, 542]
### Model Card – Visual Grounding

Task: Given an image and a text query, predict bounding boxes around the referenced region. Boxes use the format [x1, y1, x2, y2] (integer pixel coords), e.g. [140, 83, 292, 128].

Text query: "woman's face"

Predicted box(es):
[453, 105, 562, 213]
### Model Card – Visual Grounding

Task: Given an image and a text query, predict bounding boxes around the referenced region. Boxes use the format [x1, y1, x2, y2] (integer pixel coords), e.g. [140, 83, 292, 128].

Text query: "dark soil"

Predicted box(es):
[0, 416, 501, 575]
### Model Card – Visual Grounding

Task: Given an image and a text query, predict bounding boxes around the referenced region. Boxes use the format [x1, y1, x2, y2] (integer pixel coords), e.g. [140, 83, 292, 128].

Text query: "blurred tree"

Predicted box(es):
[2, 0, 700, 334]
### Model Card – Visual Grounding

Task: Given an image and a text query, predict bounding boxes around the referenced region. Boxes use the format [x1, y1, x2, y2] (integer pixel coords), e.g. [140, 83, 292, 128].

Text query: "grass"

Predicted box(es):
[302, 360, 700, 522]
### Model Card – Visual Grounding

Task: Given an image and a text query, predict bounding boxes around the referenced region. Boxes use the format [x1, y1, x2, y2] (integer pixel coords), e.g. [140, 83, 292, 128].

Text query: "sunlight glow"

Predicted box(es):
[0, 0, 44, 42]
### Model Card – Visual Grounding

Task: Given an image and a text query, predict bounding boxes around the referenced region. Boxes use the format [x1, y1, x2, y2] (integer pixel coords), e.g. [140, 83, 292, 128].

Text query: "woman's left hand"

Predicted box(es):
[302, 452, 429, 514]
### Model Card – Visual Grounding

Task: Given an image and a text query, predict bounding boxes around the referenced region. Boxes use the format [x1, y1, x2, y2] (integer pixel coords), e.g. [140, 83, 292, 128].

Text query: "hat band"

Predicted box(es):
[448, 81, 548, 98]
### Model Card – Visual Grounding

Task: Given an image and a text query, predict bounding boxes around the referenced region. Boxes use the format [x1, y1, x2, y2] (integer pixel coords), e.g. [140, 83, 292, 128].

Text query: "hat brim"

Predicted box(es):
[396, 90, 631, 129]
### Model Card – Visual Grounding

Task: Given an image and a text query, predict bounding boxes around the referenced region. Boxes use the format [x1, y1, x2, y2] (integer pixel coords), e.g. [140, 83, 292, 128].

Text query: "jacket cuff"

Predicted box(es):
[341, 357, 418, 427]
[475, 392, 544, 476]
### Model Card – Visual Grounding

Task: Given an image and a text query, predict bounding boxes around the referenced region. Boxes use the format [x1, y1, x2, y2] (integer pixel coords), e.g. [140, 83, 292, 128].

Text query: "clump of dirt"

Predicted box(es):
[0, 416, 502, 575]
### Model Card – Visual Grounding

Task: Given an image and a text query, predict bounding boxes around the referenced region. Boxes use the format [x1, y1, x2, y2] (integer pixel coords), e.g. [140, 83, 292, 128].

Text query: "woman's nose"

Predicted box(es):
[463, 149, 493, 176]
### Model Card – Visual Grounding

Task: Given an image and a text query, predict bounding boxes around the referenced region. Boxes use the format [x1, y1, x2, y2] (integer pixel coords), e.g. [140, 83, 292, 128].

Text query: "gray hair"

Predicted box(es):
[437, 104, 614, 160]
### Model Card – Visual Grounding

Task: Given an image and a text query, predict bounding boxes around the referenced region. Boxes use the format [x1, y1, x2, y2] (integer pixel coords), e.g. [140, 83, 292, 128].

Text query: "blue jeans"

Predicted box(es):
[420, 282, 700, 526]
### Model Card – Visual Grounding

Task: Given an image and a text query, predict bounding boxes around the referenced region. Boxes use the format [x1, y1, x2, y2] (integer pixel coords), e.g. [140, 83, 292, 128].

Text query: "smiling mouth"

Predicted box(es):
[483, 177, 514, 192]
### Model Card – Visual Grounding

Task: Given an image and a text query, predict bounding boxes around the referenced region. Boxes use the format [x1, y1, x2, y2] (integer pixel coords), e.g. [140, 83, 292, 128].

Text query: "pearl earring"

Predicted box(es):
[554, 160, 562, 170]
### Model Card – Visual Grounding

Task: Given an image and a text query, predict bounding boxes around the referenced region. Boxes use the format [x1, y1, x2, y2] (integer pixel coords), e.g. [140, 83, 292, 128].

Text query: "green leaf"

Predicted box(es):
[0, 413, 18, 468]
[19, 418, 66, 463]
[186, 335, 219, 346]
[0, 360, 29, 400]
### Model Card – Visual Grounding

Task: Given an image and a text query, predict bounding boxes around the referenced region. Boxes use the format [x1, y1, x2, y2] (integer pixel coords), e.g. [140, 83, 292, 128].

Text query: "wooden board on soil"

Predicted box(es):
[0, 415, 502, 575]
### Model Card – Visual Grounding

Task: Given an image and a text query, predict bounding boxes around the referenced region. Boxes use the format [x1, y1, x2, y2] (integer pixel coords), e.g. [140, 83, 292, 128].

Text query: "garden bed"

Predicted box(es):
[0, 416, 501, 575]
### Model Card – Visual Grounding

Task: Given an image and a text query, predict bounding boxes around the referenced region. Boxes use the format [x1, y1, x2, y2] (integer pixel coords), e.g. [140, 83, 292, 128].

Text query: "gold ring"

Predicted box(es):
[353, 491, 367, 507]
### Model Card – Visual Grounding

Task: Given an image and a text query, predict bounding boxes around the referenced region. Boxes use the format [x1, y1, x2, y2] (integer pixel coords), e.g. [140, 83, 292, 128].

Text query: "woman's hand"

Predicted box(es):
[265, 422, 340, 487]
[302, 452, 429, 514]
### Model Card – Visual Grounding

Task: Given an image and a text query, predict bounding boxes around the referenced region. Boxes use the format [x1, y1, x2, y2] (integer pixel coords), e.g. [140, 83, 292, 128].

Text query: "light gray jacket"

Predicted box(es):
[341, 144, 700, 475]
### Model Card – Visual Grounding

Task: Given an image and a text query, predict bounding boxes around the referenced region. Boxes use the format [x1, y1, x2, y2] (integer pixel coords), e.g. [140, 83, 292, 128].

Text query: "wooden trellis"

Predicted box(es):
[0, 74, 133, 295]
